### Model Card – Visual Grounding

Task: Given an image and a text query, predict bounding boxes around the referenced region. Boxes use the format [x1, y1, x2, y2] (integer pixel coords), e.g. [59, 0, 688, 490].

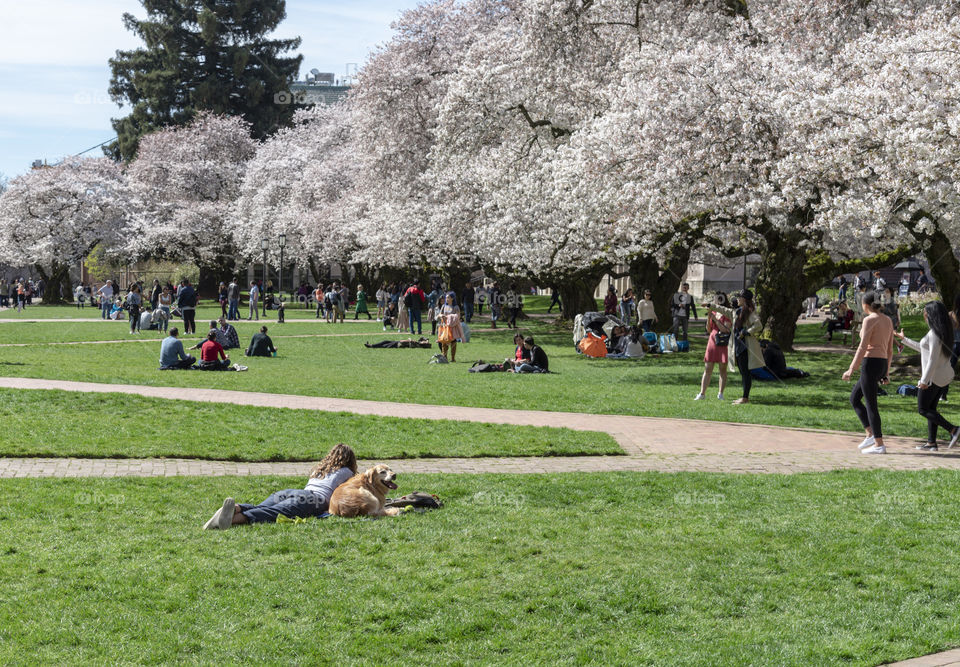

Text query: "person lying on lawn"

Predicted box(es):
[364, 337, 432, 348]
[204, 444, 358, 529]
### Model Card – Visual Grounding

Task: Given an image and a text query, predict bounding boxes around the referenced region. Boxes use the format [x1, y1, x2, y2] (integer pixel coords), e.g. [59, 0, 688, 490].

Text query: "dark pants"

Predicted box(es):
[918, 384, 955, 443]
[838, 286, 847, 301]
[508, 307, 518, 328]
[239, 489, 328, 523]
[641, 319, 655, 333]
[409, 309, 422, 334]
[945, 342, 960, 399]
[736, 350, 752, 400]
[851, 357, 887, 438]
[161, 356, 196, 370]
[671, 316, 689, 341]
[548, 294, 561, 313]
[464, 301, 473, 322]
[128, 307, 140, 332]
[182, 309, 196, 334]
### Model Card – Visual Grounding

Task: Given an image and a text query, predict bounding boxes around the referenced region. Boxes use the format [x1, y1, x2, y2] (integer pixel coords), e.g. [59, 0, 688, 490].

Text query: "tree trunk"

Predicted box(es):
[754, 225, 808, 352]
[36, 261, 71, 305]
[556, 274, 601, 320]
[628, 245, 692, 326]
[923, 227, 960, 309]
[197, 254, 236, 299]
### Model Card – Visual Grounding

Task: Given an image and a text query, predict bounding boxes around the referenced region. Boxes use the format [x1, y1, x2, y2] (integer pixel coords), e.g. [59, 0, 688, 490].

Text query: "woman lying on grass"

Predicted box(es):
[203, 444, 358, 530]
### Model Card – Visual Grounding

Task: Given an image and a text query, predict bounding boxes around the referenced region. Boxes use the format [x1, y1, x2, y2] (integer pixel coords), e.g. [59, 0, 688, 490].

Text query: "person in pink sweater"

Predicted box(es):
[842, 291, 894, 454]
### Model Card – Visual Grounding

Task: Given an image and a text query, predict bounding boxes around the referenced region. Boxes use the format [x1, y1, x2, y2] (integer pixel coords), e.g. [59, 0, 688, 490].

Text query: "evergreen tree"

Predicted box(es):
[107, 0, 302, 161]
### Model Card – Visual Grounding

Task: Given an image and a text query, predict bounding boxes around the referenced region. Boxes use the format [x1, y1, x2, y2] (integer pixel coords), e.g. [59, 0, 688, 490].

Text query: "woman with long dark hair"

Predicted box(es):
[842, 291, 894, 454]
[203, 444, 358, 529]
[704, 289, 762, 404]
[943, 295, 960, 401]
[896, 301, 960, 450]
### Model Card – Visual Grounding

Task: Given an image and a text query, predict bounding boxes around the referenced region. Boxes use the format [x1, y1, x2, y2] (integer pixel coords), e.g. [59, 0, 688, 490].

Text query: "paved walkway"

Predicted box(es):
[3, 376, 960, 478]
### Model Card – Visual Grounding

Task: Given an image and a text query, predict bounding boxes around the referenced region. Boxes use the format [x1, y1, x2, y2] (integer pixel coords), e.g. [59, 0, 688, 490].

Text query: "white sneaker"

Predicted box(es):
[203, 507, 223, 530]
[949, 428, 960, 449]
[694, 393, 705, 401]
[717, 393, 724, 400]
[857, 436, 876, 450]
[861, 444, 886, 455]
[218, 498, 235, 530]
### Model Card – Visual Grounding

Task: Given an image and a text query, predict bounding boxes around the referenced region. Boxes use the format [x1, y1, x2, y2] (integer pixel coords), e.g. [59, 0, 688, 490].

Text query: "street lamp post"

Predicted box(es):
[278, 233, 286, 303]
[261, 238, 269, 292]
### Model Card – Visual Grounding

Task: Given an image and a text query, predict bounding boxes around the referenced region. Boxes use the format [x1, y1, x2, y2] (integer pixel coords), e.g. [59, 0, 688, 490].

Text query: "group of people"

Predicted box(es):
[159, 319, 276, 370]
[0, 277, 40, 311]
[603, 283, 698, 341]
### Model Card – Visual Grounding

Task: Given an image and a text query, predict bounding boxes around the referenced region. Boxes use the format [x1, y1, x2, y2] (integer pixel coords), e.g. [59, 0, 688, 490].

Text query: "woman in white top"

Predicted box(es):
[896, 301, 960, 451]
[204, 444, 358, 529]
[637, 289, 658, 332]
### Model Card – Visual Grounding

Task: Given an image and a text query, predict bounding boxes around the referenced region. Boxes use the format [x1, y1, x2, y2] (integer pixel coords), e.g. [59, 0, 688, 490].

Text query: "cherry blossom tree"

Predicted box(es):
[0, 158, 126, 303]
[125, 112, 256, 294]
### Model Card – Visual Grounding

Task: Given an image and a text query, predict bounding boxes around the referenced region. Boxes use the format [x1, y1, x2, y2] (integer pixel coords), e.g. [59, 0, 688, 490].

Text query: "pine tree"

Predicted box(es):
[107, 0, 303, 161]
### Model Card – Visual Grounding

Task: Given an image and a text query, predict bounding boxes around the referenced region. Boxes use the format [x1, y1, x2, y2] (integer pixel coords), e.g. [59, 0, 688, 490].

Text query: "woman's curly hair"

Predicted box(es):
[309, 443, 357, 479]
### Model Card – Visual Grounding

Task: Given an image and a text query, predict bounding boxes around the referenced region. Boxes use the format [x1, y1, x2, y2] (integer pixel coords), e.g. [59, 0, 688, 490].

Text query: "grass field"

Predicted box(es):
[2, 471, 959, 665]
[0, 388, 619, 460]
[0, 311, 944, 440]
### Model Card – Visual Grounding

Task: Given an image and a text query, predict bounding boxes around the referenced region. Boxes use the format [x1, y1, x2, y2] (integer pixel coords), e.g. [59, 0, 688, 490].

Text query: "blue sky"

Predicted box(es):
[0, 0, 413, 180]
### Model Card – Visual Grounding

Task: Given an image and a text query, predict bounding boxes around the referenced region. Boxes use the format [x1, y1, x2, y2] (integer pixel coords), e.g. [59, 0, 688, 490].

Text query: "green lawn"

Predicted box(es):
[0, 314, 944, 439]
[2, 471, 959, 665]
[0, 388, 619, 460]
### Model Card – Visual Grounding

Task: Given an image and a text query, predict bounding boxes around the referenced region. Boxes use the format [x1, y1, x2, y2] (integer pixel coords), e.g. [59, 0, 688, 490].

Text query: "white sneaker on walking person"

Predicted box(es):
[861, 444, 886, 455]
[717, 393, 723, 400]
[949, 427, 960, 449]
[857, 436, 876, 450]
[694, 393, 704, 401]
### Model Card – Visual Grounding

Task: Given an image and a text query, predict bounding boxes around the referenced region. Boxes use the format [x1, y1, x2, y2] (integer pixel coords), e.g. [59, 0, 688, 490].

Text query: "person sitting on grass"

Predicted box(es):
[204, 443, 358, 529]
[245, 326, 277, 357]
[507, 332, 531, 366]
[824, 301, 854, 341]
[217, 317, 240, 349]
[198, 330, 233, 370]
[514, 336, 549, 373]
[608, 326, 649, 359]
[159, 327, 196, 370]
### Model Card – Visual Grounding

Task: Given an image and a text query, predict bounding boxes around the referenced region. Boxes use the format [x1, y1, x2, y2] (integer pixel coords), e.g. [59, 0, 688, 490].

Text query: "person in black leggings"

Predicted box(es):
[843, 291, 893, 454]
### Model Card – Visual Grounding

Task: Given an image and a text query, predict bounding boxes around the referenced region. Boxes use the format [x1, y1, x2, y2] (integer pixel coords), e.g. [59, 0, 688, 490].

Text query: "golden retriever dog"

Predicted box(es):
[329, 464, 401, 517]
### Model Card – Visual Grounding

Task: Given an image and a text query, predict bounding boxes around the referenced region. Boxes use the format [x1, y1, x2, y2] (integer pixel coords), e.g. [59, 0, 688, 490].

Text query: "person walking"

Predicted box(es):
[97, 280, 114, 319]
[354, 284, 372, 320]
[248, 281, 260, 321]
[125, 284, 143, 334]
[944, 295, 960, 402]
[150, 279, 162, 311]
[461, 282, 475, 323]
[637, 289, 658, 332]
[177, 279, 198, 335]
[227, 277, 240, 320]
[506, 283, 520, 329]
[837, 275, 848, 302]
[895, 301, 960, 451]
[705, 289, 762, 405]
[547, 285, 561, 314]
[669, 283, 697, 342]
[217, 282, 228, 318]
[489, 282, 502, 329]
[842, 291, 894, 454]
[695, 292, 731, 401]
